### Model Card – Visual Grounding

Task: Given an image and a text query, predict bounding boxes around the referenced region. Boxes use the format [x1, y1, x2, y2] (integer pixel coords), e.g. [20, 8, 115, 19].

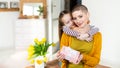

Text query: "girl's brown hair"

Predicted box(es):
[58, 10, 70, 40]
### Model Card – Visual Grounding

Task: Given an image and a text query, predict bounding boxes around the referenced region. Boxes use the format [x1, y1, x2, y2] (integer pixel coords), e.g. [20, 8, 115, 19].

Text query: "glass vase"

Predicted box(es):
[35, 56, 44, 68]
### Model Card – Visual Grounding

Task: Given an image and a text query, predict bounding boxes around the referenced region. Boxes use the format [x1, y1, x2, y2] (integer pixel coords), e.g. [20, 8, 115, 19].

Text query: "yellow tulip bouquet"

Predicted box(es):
[27, 38, 55, 64]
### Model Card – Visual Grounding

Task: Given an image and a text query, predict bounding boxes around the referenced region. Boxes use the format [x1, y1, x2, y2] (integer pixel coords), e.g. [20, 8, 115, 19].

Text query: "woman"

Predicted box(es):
[57, 5, 102, 68]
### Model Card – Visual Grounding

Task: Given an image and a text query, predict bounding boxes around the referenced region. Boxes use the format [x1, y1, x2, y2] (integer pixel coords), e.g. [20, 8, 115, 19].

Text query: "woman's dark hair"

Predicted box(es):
[58, 10, 70, 41]
[72, 4, 90, 24]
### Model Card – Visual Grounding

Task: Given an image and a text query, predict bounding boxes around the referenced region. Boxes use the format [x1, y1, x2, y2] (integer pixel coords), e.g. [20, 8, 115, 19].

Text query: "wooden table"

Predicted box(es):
[25, 60, 60, 68]
[25, 60, 110, 68]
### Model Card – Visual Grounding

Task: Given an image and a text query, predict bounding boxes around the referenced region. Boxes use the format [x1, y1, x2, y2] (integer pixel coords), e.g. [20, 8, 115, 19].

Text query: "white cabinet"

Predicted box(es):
[52, 0, 61, 19]
[15, 19, 46, 49]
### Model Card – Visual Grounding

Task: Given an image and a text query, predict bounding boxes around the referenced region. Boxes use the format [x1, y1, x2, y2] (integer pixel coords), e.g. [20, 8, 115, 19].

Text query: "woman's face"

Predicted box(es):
[61, 14, 73, 27]
[72, 10, 89, 28]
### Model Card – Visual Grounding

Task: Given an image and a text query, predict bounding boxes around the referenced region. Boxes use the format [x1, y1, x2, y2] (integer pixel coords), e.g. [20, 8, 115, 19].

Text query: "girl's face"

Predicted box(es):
[72, 10, 89, 28]
[61, 14, 73, 27]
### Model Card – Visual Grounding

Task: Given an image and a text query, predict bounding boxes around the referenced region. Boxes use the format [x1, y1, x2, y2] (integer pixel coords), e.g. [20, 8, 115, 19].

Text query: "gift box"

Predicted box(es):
[60, 46, 80, 64]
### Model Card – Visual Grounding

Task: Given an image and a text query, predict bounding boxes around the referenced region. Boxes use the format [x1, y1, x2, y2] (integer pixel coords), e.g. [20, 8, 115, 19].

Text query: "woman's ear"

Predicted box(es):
[87, 12, 90, 24]
[87, 12, 90, 18]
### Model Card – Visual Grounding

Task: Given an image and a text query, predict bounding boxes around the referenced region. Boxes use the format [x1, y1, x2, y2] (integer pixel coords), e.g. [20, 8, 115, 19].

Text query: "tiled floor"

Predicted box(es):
[0, 48, 30, 68]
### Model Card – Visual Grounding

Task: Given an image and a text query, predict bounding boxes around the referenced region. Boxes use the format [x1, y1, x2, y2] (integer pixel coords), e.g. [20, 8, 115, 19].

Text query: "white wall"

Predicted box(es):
[83, 0, 120, 68]
[15, 19, 46, 49]
[0, 12, 19, 50]
[0, 0, 19, 50]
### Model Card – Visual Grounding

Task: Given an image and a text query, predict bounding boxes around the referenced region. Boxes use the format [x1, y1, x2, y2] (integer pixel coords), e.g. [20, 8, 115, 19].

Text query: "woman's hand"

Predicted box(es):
[56, 51, 65, 61]
[72, 54, 83, 64]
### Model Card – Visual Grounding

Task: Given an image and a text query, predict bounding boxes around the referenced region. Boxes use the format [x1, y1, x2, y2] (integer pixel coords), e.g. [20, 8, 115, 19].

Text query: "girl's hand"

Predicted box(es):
[77, 33, 89, 40]
[85, 36, 93, 42]
[56, 51, 65, 61]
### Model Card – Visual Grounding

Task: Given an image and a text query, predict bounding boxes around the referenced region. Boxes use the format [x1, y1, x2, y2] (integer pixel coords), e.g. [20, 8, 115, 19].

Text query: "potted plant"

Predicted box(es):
[37, 5, 44, 18]
[27, 38, 55, 68]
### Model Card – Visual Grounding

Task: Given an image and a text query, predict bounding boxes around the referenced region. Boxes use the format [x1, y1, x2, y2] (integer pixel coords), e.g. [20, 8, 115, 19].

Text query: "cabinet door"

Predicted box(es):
[51, 0, 62, 53]
[52, 0, 61, 19]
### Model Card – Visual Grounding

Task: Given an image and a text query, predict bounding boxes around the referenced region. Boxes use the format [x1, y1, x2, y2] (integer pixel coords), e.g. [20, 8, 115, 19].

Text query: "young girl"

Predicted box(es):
[59, 10, 99, 42]
[58, 5, 102, 68]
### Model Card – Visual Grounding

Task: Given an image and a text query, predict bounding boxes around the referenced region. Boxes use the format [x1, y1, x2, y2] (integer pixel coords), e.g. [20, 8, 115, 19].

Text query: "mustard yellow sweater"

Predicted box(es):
[60, 32, 102, 68]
